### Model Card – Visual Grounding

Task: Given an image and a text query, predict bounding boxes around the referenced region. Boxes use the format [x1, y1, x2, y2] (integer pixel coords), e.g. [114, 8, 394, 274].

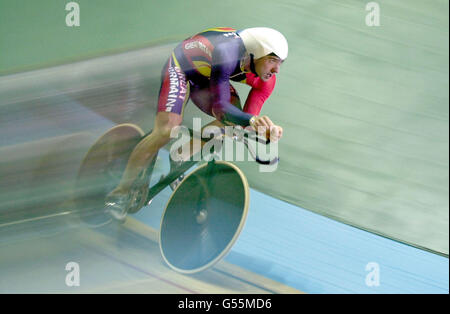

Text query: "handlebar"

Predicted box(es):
[178, 125, 279, 166]
[219, 127, 279, 166]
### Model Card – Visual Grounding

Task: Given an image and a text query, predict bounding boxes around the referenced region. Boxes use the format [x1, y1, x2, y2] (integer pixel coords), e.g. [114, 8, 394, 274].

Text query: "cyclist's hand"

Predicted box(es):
[269, 125, 283, 143]
[251, 115, 273, 137]
[250, 116, 283, 142]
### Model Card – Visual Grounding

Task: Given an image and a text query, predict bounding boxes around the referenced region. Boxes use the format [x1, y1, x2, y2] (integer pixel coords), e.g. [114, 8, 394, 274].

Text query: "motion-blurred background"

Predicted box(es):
[0, 0, 448, 293]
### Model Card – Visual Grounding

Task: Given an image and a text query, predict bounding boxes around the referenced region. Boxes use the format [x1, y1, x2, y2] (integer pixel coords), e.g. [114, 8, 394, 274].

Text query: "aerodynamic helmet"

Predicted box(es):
[237, 27, 288, 61]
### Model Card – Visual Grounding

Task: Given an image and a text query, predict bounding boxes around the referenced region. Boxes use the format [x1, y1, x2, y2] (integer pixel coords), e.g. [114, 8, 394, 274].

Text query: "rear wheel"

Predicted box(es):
[74, 124, 145, 226]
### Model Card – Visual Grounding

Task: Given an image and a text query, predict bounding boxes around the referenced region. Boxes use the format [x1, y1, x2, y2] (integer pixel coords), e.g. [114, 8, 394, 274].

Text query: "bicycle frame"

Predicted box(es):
[141, 126, 278, 206]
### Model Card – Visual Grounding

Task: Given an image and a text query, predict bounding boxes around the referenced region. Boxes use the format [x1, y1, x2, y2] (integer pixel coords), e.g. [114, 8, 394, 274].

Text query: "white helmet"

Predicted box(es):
[237, 27, 288, 60]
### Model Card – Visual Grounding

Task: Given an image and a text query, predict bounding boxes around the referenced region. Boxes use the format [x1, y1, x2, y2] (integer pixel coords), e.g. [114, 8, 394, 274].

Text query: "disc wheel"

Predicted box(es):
[74, 124, 144, 226]
[159, 161, 250, 273]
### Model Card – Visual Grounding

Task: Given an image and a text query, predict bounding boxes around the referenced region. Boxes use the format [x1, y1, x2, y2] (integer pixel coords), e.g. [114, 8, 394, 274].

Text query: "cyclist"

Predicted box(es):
[106, 27, 288, 219]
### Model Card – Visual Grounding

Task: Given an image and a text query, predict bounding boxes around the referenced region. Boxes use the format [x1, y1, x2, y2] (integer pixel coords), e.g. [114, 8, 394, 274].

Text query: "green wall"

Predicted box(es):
[1, 0, 448, 255]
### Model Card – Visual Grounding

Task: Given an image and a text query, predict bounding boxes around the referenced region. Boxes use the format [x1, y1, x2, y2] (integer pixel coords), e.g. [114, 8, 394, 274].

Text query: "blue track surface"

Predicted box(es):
[134, 149, 449, 294]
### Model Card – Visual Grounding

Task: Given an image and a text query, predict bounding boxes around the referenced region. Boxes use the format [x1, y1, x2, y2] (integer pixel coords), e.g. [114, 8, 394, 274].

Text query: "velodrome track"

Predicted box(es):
[0, 46, 447, 294]
[0, 47, 302, 293]
[0, 213, 300, 294]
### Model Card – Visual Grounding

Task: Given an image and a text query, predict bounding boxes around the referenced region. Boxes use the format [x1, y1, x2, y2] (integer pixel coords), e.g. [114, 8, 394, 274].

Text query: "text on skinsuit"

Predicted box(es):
[165, 66, 187, 112]
[184, 40, 212, 58]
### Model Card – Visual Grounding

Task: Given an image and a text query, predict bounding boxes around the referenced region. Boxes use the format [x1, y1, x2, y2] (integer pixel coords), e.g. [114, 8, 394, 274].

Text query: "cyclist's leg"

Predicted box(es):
[110, 55, 189, 196]
[189, 83, 242, 113]
[178, 84, 241, 160]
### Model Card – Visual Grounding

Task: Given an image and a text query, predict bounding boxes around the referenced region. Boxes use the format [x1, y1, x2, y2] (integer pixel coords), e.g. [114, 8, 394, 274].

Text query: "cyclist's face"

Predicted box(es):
[254, 55, 283, 81]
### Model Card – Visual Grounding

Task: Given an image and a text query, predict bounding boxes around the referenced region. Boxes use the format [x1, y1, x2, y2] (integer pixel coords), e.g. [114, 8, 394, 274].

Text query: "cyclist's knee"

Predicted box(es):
[156, 125, 176, 142]
[154, 112, 183, 143]
[153, 123, 182, 145]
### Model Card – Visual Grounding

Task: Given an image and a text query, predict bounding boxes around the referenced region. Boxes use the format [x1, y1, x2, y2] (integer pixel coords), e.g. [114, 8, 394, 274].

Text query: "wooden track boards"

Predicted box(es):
[0, 215, 302, 294]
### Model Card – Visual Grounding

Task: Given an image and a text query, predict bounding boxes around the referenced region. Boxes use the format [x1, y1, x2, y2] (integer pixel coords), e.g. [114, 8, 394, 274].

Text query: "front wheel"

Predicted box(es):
[159, 160, 250, 274]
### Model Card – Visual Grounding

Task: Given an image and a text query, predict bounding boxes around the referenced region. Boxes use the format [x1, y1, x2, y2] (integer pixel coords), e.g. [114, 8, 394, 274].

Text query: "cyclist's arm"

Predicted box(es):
[210, 45, 254, 127]
[243, 72, 276, 116]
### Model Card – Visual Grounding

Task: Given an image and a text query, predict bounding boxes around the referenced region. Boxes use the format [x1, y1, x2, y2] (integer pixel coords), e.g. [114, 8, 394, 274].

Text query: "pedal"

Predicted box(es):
[127, 176, 150, 214]
[104, 194, 130, 223]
